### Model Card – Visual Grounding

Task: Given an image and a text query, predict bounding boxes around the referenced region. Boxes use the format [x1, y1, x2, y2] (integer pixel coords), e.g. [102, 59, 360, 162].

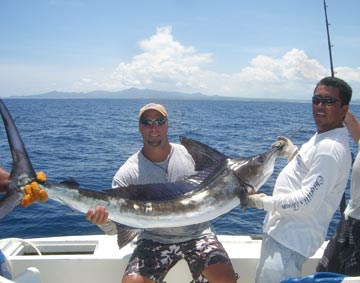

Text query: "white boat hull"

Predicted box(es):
[0, 234, 348, 283]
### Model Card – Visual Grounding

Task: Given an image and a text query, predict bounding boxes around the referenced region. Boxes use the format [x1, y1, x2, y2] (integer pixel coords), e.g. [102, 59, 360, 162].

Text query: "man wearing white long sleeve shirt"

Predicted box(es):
[248, 76, 353, 283]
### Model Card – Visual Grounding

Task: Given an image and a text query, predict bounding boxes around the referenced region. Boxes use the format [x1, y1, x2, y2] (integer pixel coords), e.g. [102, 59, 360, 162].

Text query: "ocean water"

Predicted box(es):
[0, 99, 358, 240]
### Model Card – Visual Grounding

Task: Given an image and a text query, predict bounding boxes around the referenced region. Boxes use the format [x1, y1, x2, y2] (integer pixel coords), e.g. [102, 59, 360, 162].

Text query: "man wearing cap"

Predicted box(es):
[86, 103, 237, 283]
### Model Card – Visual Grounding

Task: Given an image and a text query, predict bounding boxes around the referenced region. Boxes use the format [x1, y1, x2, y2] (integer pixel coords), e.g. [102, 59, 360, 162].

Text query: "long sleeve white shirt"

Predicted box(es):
[262, 127, 351, 258]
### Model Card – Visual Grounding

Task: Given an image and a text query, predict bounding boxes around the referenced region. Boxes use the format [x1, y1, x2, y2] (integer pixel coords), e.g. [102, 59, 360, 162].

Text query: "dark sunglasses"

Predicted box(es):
[312, 95, 340, 106]
[140, 117, 167, 127]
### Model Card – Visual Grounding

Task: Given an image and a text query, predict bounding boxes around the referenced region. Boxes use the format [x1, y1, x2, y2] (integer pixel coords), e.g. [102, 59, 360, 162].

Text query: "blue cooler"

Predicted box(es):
[281, 272, 347, 283]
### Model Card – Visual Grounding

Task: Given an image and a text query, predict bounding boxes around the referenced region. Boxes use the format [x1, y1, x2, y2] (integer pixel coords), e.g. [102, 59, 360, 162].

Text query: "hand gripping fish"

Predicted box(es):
[0, 99, 286, 247]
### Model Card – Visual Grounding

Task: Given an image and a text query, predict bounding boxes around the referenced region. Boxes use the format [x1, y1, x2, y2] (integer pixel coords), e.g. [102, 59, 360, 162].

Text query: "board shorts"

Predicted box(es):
[317, 215, 360, 275]
[123, 233, 235, 283]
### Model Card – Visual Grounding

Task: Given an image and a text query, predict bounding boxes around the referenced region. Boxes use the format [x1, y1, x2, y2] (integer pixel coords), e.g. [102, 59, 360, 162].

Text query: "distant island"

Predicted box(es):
[6, 88, 227, 100]
[4, 88, 360, 103]
[5, 88, 286, 101]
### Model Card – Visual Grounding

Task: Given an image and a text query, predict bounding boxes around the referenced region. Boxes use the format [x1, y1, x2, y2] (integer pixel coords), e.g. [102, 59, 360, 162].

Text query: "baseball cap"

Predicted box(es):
[138, 103, 168, 119]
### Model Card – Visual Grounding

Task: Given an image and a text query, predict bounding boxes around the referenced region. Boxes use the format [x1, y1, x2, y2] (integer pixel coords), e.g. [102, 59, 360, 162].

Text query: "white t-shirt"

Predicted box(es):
[344, 140, 360, 220]
[111, 143, 212, 243]
[262, 127, 351, 257]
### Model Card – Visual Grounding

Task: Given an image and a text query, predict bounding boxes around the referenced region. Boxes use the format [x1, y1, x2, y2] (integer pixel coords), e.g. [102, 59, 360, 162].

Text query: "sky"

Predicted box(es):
[0, 0, 359, 100]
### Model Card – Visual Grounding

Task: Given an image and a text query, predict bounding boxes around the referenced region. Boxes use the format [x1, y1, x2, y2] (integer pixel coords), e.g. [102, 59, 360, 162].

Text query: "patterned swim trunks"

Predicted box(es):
[123, 233, 234, 283]
[317, 215, 360, 275]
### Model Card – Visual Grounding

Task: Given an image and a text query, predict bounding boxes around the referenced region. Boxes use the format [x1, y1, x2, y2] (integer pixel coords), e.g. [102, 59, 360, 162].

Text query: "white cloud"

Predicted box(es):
[221, 49, 329, 98]
[1, 26, 360, 100]
[77, 26, 359, 100]
[105, 26, 213, 93]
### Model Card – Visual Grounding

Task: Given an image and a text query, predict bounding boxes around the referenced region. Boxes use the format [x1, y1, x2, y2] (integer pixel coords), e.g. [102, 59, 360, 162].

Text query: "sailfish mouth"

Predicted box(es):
[272, 139, 286, 152]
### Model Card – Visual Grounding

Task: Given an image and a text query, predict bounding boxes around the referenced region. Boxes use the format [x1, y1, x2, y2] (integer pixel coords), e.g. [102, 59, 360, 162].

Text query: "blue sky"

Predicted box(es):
[1, 0, 359, 100]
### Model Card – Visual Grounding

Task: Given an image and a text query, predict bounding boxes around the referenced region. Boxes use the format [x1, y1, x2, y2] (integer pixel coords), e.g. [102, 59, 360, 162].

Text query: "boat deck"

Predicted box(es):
[0, 234, 327, 283]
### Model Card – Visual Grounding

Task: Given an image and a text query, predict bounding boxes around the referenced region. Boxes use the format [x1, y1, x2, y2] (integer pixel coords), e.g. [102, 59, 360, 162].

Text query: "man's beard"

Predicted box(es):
[146, 138, 162, 147]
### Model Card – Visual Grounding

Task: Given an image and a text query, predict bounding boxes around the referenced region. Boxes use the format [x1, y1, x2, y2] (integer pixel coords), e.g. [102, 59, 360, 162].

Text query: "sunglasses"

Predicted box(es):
[140, 117, 167, 127]
[312, 95, 340, 106]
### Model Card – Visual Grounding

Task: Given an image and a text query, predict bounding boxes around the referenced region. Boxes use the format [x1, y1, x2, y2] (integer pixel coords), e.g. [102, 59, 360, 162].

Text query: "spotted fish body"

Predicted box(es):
[0, 99, 284, 240]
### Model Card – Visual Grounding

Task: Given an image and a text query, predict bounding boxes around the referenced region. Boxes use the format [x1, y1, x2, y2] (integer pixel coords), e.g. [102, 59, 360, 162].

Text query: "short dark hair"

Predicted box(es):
[314, 76, 352, 105]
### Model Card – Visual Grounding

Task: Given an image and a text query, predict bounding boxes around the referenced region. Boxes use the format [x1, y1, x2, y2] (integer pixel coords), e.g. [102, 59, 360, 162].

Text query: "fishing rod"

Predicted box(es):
[289, 127, 303, 140]
[323, 0, 335, 77]
[324, 2, 348, 213]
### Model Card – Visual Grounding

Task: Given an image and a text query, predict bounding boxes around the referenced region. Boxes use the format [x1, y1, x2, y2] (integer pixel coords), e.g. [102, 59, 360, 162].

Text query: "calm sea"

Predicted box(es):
[0, 99, 358, 240]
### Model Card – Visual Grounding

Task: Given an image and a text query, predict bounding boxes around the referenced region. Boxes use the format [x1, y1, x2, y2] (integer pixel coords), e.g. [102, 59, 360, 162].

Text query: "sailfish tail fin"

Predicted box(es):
[0, 99, 37, 219]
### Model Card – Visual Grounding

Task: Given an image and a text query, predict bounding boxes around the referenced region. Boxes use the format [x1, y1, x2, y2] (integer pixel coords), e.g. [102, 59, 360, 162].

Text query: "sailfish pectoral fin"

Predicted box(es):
[115, 224, 140, 249]
[97, 220, 140, 249]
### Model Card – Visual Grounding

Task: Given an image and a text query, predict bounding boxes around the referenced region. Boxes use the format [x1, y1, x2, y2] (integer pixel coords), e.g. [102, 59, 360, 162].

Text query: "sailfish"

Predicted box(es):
[0, 99, 286, 247]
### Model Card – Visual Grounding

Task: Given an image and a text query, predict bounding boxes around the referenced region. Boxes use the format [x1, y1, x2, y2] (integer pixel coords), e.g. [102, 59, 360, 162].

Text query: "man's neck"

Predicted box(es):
[142, 142, 172, 162]
[317, 124, 344, 134]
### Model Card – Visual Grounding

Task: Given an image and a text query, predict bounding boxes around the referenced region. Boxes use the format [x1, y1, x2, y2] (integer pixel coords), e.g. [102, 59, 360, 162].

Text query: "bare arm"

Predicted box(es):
[344, 111, 360, 144]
